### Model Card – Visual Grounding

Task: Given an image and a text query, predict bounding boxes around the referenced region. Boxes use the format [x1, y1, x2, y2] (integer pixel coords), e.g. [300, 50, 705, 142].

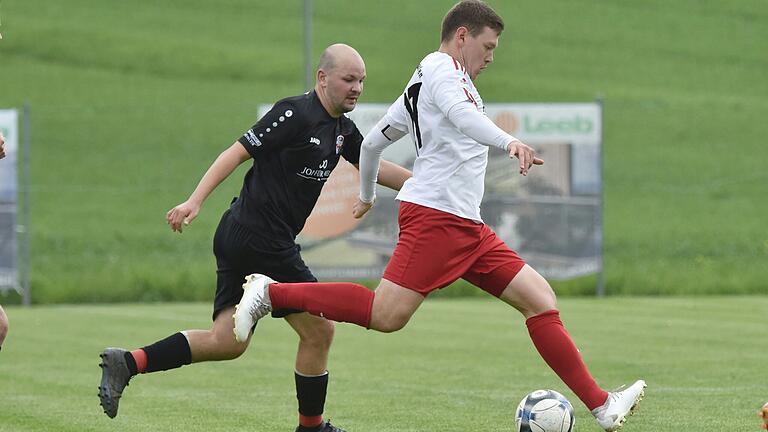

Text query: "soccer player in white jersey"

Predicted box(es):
[235, 1, 646, 430]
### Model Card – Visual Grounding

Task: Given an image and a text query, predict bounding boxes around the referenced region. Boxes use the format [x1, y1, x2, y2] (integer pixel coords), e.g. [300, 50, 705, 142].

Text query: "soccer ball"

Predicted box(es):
[515, 389, 574, 432]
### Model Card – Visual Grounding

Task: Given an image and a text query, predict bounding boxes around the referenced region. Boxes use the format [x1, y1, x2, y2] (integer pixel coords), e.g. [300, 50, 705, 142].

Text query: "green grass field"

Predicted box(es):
[1, 297, 766, 431]
[0, 0, 766, 302]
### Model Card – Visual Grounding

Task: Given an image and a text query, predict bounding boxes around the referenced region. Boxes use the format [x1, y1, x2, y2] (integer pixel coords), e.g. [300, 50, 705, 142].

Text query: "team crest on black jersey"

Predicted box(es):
[335, 135, 344, 154]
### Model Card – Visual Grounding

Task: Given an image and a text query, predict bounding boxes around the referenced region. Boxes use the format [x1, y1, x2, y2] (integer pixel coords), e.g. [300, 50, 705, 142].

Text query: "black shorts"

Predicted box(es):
[212, 209, 316, 321]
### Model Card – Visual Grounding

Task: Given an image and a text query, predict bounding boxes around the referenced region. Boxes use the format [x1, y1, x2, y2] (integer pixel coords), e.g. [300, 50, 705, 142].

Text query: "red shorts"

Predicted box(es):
[383, 201, 526, 297]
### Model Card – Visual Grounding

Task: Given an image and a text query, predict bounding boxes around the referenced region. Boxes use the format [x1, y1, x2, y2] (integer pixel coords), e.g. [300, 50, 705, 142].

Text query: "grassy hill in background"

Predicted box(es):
[0, 0, 766, 302]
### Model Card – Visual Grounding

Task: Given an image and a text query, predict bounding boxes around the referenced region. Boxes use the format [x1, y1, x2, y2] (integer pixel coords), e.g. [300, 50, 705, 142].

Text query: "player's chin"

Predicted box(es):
[342, 99, 358, 112]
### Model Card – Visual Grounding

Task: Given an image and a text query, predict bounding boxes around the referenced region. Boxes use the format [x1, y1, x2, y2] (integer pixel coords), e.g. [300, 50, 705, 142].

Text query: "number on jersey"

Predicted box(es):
[403, 82, 423, 152]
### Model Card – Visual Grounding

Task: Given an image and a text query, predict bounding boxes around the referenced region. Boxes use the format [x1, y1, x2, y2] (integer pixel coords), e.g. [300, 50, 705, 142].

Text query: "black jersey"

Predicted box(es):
[231, 91, 363, 246]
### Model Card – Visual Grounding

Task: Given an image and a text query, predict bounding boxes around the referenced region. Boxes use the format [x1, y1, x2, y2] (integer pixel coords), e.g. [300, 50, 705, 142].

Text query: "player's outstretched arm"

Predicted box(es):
[166, 141, 250, 233]
[447, 102, 544, 175]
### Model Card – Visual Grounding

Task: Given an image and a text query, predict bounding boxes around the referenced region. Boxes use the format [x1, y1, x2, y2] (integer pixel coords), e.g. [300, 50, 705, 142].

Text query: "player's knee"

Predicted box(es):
[511, 279, 558, 317]
[522, 295, 557, 318]
[223, 339, 248, 359]
[542, 285, 558, 309]
[533, 285, 557, 311]
[300, 319, 335, 350]
[212, 331, 247, 360]
[375, 314, 409, 333]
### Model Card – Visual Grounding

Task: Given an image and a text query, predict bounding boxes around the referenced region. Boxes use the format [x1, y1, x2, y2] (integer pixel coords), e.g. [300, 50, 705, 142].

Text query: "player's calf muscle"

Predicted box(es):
[187, 328, 247, 362]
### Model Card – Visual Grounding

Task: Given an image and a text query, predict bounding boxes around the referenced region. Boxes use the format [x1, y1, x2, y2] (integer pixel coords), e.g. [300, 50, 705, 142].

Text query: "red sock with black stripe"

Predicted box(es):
[124, 333, 191, 376]
[526, 309, 608, 410]
[269, 282, 374, 328]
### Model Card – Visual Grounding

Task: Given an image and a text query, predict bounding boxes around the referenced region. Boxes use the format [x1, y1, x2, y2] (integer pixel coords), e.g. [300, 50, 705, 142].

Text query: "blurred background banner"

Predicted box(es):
[260, 103, 604, 289]
[0, 109, 19, 293]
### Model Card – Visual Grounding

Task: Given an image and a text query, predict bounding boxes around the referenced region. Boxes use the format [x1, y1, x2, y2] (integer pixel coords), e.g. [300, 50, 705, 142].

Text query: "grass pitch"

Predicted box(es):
[1, 296, 766, 431]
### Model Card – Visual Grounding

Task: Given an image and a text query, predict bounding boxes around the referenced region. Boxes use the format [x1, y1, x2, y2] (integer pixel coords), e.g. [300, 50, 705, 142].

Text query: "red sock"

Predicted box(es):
[270, 282, 374, 328]
[299, 414, 323, 428]
[526, 310, 608, 410]
[131, 349, 147, 374]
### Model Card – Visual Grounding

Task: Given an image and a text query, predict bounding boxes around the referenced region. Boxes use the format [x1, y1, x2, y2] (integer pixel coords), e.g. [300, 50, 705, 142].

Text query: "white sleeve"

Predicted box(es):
[424, 60, 472, 117]
[359, 115, 408, 204]
[384, 93, 411, 133]
[447, 101, 519, 151]
[422, 56, 517, 150]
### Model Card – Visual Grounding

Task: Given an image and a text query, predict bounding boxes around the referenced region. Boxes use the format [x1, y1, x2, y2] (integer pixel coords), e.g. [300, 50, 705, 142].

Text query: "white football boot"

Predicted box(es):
[233, 273, 275, 342]
[591, 379, 647, 431]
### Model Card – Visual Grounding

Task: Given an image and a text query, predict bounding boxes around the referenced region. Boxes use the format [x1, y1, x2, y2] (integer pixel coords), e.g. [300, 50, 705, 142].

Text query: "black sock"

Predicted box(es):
[295, 371, 329, 421]
[124, 351, 138, 376]
[141, 332, 192, 373]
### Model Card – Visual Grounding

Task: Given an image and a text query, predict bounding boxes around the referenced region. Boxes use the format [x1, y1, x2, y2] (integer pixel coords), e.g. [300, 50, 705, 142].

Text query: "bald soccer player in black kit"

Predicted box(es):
[98, 44, 411, 432]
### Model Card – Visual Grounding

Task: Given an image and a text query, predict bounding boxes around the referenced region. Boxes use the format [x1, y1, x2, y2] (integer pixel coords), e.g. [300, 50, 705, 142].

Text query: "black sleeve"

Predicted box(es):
[238, 100, 303, 158]
[341, 123, 364, 165]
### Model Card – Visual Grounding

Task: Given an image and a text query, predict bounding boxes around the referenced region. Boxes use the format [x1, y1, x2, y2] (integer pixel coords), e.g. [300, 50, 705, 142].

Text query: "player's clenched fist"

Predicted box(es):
[759, 402, 768, 430]
[166, 200, 201, 233]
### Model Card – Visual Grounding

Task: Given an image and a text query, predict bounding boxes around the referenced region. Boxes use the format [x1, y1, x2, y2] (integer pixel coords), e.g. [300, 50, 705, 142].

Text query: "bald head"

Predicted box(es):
[315, 44, 366, 117]
[317, 43, 364, 74]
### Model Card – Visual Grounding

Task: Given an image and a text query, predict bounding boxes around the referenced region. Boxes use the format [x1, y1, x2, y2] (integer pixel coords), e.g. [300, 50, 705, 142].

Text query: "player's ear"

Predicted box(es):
[455, 26, 470, 45]
[316, 69, 327, 87]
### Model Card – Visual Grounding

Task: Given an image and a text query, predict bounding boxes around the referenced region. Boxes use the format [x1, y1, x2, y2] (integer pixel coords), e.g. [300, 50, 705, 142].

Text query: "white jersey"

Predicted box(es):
[384, 52, 495, 222]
